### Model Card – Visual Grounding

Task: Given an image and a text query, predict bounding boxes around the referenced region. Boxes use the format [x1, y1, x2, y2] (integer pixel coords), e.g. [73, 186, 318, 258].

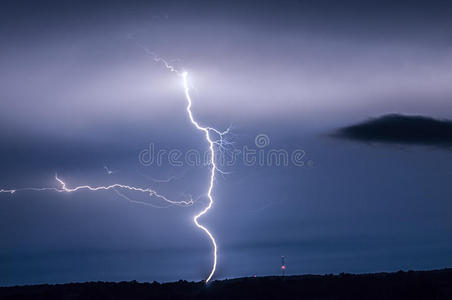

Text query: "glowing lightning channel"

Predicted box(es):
[0, 175, 193, 207]
[182, 71, 220, 283]
[54, 176, 194, 206]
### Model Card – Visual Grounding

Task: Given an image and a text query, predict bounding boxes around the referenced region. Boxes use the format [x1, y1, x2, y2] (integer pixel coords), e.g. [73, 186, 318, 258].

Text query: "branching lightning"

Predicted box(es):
[1, 175, 193, 207]
[182, 71, 226, 283]
[0, 45, 226, 283]
[138, 43, 229, 281]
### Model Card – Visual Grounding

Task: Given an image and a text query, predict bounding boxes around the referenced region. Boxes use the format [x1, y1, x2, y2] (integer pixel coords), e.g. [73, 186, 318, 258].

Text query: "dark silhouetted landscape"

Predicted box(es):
[1, 269, 451, 300]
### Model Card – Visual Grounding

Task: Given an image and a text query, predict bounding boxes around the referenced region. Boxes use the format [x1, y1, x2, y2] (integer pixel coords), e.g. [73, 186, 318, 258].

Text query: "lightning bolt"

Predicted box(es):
[182, 71, 222, 283]
[138, 43, 228, 282]
[1, 175, 193, 207]
[0, 46, 226, 283]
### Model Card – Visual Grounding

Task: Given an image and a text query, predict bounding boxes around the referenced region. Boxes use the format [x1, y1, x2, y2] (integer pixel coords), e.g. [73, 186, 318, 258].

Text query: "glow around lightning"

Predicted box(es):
[0, 47, 227, 283]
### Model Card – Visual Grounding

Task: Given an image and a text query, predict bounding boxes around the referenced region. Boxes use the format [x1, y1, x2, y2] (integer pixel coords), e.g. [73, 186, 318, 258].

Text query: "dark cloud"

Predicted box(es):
[335, 114, 452, 147]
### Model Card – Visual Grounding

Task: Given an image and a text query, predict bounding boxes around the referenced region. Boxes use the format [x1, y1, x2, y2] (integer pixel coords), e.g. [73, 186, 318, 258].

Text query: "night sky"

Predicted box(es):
[1, 0, 452, 286]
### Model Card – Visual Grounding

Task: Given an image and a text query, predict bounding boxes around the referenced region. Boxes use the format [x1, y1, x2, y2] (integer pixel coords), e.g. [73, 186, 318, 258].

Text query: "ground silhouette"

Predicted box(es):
[1, 268, 451, 300]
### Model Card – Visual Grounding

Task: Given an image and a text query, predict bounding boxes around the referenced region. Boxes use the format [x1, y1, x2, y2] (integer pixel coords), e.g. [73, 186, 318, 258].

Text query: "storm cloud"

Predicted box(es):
[335, 114, 452, 147]
[2, 0, 452, 286]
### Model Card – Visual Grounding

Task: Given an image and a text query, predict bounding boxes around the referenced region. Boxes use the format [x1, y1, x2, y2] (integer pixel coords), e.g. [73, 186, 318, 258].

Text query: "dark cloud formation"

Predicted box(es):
[336, 114, 452, 147]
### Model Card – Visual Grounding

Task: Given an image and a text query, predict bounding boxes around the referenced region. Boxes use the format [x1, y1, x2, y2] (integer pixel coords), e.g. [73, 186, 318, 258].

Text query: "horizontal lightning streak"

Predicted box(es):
[0, 175, 193, 207]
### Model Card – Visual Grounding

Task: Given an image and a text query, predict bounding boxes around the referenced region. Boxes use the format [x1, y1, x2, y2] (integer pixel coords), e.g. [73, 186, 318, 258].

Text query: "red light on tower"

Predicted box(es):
[281, 256, 286, 276]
